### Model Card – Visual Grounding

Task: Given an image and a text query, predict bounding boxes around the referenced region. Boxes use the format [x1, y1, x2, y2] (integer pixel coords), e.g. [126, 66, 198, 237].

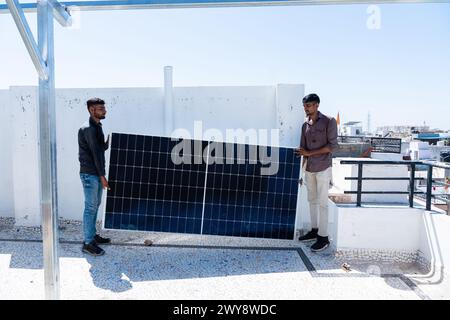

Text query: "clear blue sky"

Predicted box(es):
[1, 1, 449, 130]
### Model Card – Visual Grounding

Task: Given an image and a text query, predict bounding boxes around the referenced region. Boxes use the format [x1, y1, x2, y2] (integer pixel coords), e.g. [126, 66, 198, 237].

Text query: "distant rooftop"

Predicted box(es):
[343, 121, 362, 126]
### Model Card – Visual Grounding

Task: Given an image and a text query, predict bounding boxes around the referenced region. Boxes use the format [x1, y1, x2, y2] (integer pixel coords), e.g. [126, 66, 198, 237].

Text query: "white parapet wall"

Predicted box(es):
[371, 152, 403, 161]
[418, 211, 450, 278]
[331, 156, 450, 274]
[335, 205, 422, 253]
[0, 83, 305, 227]
[334, 202, 450, 279]
[0, 89, 14, 218]
[9, 87, 41, 226]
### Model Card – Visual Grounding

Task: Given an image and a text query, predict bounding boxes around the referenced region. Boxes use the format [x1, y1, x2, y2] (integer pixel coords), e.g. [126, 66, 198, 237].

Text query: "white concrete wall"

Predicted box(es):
[2, 84, 305, 227]
[173, 86, 276, 142]
[335, 205, 422, 251]
[371, 152, 403, 161]
[0, 90, 14, 217]
[276, 84, 305, 148]
[334, 204, 450, 277]
[342, 125, 363, 136]
[55, 88, 165, 222]
[332, 157, 409, 204]
[9, 87, 41, 226]
[419, 211, 450, 278]
[428, 213, 450, 275]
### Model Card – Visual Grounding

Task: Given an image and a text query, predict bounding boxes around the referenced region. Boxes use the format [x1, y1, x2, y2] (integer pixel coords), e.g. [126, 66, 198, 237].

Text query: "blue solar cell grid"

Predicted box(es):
[203, 142, 299, 239]
[105, 133, 207, 234]
[104, 133, 300, 240]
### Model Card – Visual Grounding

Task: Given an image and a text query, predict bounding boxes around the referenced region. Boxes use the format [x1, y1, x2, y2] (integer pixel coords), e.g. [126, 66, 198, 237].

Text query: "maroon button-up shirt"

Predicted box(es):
[300, 111, 338, 173]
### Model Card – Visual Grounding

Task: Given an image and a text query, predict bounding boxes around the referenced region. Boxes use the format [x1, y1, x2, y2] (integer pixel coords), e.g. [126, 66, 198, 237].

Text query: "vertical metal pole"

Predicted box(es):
[356, 163, 363, 207]
[409, 164, 415, 208]
[164, 66, 173, 136]
[426, 165, 433, 211]
[38, 0, 60, 300]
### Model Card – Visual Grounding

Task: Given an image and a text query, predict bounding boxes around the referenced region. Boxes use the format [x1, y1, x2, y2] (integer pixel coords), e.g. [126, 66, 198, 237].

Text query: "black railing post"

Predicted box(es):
[357, 163, 363, 207]
[409, 164, 416, 208]
[426, 165, 433, 211]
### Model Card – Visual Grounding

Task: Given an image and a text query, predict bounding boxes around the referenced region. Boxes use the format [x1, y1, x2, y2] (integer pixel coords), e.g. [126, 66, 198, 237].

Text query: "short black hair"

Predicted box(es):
[302, 93, 320, 104]
[86, 98, 105, 110]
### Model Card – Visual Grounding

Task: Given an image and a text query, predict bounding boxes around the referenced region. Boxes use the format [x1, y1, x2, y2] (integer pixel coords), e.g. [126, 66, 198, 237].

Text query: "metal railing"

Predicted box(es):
[421, 161, 450, 211]
[339, 160, 450, 211]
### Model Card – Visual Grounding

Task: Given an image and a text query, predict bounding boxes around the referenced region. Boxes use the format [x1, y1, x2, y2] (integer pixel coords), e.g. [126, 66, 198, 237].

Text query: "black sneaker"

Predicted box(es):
[82, 241, 105, 256]
[311, 235, 330, 252]
[94, 234, 111, 244]
[298, 228, 318, 242]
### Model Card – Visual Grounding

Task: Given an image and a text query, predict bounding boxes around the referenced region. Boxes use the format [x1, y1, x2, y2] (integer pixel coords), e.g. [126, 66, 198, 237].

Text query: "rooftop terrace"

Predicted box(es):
[1, 217, 449, 300]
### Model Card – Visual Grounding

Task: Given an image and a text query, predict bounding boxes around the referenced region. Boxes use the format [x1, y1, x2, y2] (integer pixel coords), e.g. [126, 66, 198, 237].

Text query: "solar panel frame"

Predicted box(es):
[103, 133, 301, 240]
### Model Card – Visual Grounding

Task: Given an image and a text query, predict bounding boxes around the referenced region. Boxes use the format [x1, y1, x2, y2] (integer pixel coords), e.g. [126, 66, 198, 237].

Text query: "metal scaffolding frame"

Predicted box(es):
[0, 0, 447, 300]
[0, 0, 445, 12]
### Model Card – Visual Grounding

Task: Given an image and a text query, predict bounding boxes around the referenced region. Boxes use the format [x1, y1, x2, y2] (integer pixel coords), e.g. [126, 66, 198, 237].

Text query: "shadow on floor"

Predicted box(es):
[0, 240, 307, 293]
[0, 234, 434, 297]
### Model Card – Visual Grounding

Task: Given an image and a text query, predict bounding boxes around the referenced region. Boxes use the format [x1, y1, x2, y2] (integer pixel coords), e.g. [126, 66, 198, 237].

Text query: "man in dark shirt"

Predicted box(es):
[79, 98, 111, 256]
[295, 93, 338, 252]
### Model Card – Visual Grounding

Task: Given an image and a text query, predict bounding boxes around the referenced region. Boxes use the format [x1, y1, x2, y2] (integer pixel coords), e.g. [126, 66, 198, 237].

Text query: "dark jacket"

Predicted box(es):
[78, 117, 108, 176]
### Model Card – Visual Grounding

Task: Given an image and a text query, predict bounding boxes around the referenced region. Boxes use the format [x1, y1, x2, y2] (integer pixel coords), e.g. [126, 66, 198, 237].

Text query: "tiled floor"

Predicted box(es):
[0, 218, 448, 300]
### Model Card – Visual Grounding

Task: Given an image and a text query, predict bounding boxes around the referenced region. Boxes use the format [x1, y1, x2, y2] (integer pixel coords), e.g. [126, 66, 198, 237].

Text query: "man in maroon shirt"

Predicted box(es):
[295, 93, 338, 252]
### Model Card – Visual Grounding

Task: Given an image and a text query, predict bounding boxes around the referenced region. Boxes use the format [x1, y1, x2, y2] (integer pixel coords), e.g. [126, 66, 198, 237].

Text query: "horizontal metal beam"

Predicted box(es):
[344, 191, 426, 194]
[5, 0, 49, 80]
[340, 160, 424, 165]
[421, 160, 450, 170]
[1, 0, 449, 13]
[48, 0, 73, 26]
[345, 177, 426, 180]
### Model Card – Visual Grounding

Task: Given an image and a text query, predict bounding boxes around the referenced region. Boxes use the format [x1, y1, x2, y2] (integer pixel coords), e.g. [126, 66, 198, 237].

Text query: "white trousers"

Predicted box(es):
[305, 167, 332, 237]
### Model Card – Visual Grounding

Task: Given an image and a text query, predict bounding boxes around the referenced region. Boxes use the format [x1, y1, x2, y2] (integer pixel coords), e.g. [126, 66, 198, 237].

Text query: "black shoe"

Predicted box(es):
[298, 228, 318, 242]
[82, 241, 105, 256]
[311, 235, 330, 252]
[94, 234, 111, 244]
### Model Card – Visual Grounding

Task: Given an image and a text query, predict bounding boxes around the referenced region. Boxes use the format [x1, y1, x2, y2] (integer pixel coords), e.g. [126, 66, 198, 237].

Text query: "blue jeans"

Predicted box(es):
[80, 173, 103, 244]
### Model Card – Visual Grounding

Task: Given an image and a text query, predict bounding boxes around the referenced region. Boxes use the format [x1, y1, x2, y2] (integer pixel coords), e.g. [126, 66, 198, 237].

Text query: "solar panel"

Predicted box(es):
[104, 133, 300, 240]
